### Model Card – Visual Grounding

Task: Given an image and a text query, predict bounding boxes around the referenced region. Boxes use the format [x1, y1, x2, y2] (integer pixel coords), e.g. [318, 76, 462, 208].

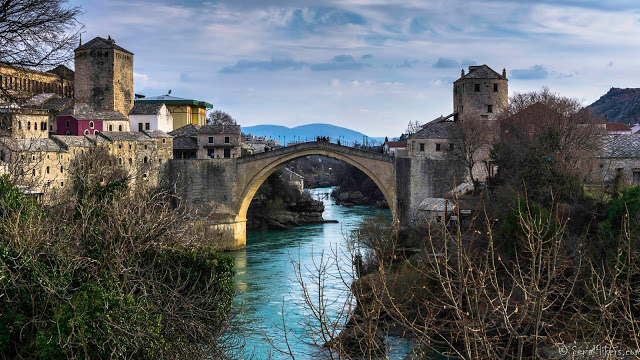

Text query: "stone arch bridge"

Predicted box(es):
[163, 142, 396, 249]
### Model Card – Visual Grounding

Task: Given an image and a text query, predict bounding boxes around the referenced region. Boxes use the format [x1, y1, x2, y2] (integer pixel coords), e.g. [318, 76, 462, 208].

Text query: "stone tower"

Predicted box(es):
[453, 65, 508, 121]
[74, 36, 134, 117]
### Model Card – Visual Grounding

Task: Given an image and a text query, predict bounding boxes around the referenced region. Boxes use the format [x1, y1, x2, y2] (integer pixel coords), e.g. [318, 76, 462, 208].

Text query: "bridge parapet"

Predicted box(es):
[238, 141, 393, 164]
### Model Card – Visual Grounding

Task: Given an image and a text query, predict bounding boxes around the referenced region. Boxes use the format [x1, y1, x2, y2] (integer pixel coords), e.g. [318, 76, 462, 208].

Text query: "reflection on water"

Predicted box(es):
[230, 187, 413, 359]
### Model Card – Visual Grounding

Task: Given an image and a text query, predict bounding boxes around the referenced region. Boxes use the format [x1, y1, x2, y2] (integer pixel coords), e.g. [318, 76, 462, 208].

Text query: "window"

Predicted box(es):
[207, 149, 215, 158]
[41, 122, 46, 131]
[118, 157, 122, 165]
[436, 143, 441, 152]
[65, 131, 71, 135]
[84, 129, 89, 135]
[128, 158, 132, 165]
[225, 136, 230, 144]
[493, 83, 498, 92]
[487, 105, 493, 113]
[224, 148, 231, 158]
[419, 143, 425, 152]
[634, 170, 640, 185]
[32, 169, 35, 176]
[60, 166, 63, 173]
[129, 144, 132, 149]
[49, 124, 53, 132]
[143, 156, 148, 164]
[18, 122, 21, 130]
[162, 138, 166, 143]
[144, 145, 148, 150]
[138, 123, 143, 131]
[208, 136, 214, 143]
[108, 125, 113, 131]
[27, 122, 31, 130]
[145, 123, 150, 130]
[61, 182, 64, 187]
[119, 125, 123, 131]
[66, 120, 70, 128]
[46, 166, 49, 174]
[89, 121, 94, 128]
[118, 144, 122, 149]
[450, 143, 455, 151]
[474, 84, 480, 92]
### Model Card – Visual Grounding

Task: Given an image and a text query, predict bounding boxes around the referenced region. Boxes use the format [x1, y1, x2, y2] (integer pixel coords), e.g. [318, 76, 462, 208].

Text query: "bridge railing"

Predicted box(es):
[237, 141, 393, 163]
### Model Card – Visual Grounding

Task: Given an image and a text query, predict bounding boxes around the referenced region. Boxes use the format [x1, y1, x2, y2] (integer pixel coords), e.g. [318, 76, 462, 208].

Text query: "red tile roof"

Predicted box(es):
[606, 122, 631, 132]
[385, 141, 407, 148]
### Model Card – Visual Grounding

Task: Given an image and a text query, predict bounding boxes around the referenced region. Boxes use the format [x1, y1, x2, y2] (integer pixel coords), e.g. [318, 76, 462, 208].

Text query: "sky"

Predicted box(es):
[68, 0, 640, 137]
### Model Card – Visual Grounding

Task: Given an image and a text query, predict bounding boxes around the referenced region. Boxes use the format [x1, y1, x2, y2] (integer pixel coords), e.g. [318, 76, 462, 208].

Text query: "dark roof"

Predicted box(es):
[99, 131, 154, 142]
[198, 124, 241, 135]
[58, 103, 128, 121]
[410, 118, 456, 139]
[142, 130, 172, 139]
[50, 135, 96, 148]
[76, 36, 133, 55]
[129, 102, 164, 115]
[385, 141, 407, 148]
[503, 102, 566, 128]
[135, 95, 212, 109]
[0, 138, 64, 152]
[46, 65, 74, 80]
[606, 122, 632, 132]
[455, 64, 505, 82]
[169, 124, 201, 137]
[172, 136, 198, 150]
[601, 134, 640, 158]
[41, 97, 73, 112]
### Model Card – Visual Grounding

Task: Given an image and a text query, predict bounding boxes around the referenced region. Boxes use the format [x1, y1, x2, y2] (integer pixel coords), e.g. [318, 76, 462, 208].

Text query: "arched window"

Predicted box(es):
[27, 122, 31, 130]
[84, 129, 89, 135]
[128, 158, 132, 166]
[41, 122, 46, 131]
[118, 157, 122, 165]
[108, 125, 113, 131]
[65, 131, 71, 135]
[143, 156, 148, 164]
[60, 166, 63, 173]
[49, 124, 53, 132]
[66, 120, 70, 128]
[89, 121, 94, 128]
[118, 125, 122, 131]
[46, 166, 50, 174]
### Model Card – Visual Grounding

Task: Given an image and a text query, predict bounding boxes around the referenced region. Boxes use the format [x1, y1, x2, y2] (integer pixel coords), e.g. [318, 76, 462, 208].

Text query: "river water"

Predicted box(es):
[229, 187, 412, 359]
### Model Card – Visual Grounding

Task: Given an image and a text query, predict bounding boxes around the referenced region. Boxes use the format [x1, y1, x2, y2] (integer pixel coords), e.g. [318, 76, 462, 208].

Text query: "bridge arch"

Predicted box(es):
[235, 143, 396, 225]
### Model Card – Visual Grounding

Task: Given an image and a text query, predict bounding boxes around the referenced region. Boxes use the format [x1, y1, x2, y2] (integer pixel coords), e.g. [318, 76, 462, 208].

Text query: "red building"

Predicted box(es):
[55, 103, 128, 135]
[56, 115, 103, 136]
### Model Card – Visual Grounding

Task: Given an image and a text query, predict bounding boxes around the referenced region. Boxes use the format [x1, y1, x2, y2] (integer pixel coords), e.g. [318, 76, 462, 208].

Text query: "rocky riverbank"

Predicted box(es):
[331, 188, 388, 208]
[247, 196, 337, 231]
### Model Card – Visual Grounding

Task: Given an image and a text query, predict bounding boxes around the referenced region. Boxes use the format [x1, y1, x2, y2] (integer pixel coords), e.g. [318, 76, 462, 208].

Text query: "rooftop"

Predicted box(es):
[169, 124, 201, 137]
[129, 102, 165, 116]
[173, 136, 198, 150]
[136, 95, 212, 109]
[385, 141, 407, 148]
[605, 122, 632, 132]
[58, 103, 128, 121]
[0, 138, 64, 152]
[76, 36, 133, 55]
[455, 64, 506, 82]
[601, 134, 640, 158]
[99, 131, 155, 142]
[50, 135, 96, 148]
[410, 117, 456, 139]
[198, 124, 241, 135]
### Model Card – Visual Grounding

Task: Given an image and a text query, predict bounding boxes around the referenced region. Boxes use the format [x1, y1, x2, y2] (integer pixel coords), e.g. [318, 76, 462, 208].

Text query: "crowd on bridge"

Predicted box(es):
[316, 136, 341, 145]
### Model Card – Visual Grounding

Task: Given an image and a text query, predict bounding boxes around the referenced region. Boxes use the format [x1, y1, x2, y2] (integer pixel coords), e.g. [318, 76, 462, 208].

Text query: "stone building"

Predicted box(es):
[454, 65, 508, 122]
[129, 102, 174, 133]
[74, 36, 133, 117]
[0, 108, 50, 139]
[197, 124, 241, 159]
[593, 134, 640, 187]
[24, 94, 74, 133]
[169, 124, 242, 159]
[135, 95, 212, 130]
[0, 63, 74, 104]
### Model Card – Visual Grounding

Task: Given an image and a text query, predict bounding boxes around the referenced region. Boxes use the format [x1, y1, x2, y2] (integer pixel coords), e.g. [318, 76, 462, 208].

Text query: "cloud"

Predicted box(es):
[219, 57, 307, 74]
[511, 65, 549, 79]
[384, 59, 420, 69]
[361, 54, 373, 60]
[310, 54, 370, 71]
[433, 57, 459, 68]
[409, 17, 433, 34]
[282, 7, 366, 35]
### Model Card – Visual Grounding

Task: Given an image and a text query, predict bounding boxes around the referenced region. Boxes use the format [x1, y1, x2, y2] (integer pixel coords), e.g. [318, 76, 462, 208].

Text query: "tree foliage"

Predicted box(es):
[207, 110, 236, 125]
[0, 150, 236, 359]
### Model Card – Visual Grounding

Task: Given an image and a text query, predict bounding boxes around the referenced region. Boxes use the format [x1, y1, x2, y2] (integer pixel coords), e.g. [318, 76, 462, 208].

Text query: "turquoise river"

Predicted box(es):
[229, 187, 413, 359]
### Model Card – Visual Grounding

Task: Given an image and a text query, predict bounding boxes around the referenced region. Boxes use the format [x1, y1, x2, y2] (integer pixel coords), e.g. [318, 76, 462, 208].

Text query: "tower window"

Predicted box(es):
[493, 83, 498, 92]
[436, 143, 441, 152]
[474, 84, 480, 92]
[487, 105, 493, 113]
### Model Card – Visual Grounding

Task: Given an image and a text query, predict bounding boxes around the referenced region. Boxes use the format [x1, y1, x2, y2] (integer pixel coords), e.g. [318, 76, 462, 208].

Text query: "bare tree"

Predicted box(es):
[0, 0, 83, 69]
[450, 118, 496, 190]
[208, 110, 236, 125]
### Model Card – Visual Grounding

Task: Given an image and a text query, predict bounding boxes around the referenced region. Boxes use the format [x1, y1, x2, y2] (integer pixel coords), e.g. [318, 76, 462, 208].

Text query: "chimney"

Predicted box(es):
[461, 69, 465, 77]
[502, 68, 507, 78]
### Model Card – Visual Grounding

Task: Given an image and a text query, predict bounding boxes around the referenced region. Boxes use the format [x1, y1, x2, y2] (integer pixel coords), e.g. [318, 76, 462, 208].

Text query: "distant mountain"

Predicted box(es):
[241, 123, 387, 146]
[587, 88, 640, 125]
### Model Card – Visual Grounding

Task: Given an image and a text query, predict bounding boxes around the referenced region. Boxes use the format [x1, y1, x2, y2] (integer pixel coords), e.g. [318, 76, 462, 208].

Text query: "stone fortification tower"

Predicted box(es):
[453, 65, 508, 121]
[74, 36, 134, 117]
